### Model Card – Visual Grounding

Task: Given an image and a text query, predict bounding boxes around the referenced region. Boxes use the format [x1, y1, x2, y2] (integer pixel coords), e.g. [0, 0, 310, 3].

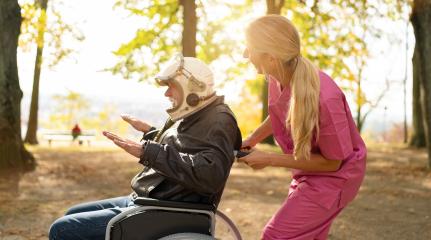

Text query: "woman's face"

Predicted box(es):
[243, 46, 276, 76]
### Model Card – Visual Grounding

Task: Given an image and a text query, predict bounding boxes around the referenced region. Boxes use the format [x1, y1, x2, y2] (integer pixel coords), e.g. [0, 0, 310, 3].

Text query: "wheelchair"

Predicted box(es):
[105, 197, 242, 240]
[105, 151, 249, 240]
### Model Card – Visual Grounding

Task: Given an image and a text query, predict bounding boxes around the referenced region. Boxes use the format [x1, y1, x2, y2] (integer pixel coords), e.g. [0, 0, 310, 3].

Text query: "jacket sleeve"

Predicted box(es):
[139, 113, 238, 195]
[140, 127, 158, 141]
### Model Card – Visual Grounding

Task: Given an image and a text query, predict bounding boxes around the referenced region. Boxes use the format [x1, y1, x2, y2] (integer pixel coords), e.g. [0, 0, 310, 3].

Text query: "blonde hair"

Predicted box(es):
[246, 15, 320, 160]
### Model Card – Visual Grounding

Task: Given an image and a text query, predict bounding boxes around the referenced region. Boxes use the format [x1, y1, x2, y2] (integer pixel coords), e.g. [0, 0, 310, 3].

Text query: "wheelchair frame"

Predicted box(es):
[105, 198, 242, 240]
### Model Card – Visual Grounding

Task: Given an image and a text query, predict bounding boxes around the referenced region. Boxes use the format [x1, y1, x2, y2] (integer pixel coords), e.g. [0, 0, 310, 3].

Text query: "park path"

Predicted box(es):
[0, 145, 430, 239]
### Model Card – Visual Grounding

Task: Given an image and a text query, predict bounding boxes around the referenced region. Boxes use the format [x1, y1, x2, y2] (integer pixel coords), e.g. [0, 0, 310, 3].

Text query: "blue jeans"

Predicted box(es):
[49, 196, 134, 240]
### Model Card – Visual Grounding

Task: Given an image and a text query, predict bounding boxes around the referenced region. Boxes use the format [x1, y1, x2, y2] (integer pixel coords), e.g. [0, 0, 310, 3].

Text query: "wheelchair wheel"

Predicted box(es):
[214, 210, 242, 240]
[158, 233, 215, 240]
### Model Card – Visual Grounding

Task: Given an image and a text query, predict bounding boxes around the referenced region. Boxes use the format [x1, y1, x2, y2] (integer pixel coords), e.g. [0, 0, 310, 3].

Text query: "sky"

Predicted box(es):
[17, 0, 415, 134]
[18, 0, 160, 98]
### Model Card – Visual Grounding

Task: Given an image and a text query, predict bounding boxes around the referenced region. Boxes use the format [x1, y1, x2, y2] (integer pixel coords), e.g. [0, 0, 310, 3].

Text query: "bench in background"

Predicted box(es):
[41, 130, 97, 146]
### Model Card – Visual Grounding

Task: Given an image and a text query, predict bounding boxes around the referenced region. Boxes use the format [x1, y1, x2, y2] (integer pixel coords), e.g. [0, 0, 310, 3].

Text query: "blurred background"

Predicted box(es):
[16, 0, 416, 145]
[1, 0, 430, 239]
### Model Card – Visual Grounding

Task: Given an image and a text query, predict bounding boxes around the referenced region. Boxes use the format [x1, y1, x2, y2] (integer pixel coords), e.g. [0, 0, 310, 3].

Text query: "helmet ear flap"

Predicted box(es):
[186, 93, 200, 107]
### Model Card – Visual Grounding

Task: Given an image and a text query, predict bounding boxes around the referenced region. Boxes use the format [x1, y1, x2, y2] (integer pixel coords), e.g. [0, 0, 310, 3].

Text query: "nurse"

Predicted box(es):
[239, 15, 366, 239]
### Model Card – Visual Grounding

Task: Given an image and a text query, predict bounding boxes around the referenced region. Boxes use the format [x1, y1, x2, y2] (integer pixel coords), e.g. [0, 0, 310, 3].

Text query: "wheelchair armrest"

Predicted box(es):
[133, 197, 216, 212]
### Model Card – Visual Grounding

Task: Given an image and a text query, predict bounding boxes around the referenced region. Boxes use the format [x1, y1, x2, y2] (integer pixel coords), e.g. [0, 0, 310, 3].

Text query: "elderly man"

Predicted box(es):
[49, 54, 242, 240]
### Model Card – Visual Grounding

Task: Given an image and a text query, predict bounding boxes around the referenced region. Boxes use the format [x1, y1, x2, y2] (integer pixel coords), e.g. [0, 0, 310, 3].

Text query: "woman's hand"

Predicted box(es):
[241, 137, 257, 150]
[241, 116, 273, 149]
[103, 131, 143, 158]
[121, 114, 152, 133]
[237, 149, 272, 170]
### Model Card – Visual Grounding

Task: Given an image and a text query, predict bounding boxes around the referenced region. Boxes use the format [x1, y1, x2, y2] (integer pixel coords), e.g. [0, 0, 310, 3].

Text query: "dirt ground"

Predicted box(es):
[0, 144, 430, 240]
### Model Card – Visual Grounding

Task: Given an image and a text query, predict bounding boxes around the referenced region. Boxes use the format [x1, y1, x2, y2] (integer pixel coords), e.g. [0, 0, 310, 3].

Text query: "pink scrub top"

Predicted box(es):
[268, 71, 366, 209]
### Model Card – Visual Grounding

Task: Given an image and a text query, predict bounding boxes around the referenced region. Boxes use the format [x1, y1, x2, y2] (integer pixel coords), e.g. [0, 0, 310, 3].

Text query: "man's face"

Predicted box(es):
[164, 80, 182, 109]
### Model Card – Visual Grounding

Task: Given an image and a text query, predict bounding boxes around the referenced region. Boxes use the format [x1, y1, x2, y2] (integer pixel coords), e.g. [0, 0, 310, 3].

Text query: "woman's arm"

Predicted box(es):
[238, 149, 342, 172]
[242, 116, 273, 148]
[270, 152, 342, 172]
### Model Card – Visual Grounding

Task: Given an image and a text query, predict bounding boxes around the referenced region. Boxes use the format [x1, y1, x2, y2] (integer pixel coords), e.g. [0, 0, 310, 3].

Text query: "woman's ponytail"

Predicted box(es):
[287, 56, 320, 160]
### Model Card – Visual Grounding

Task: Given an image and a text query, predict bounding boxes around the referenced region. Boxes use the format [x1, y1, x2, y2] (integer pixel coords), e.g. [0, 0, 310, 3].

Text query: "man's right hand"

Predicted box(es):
[121, 114, 152, 133]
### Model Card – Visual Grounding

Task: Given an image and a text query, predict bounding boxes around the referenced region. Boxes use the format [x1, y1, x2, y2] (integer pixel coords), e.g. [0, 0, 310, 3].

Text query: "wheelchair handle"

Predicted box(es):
[234, 150, 250, 158]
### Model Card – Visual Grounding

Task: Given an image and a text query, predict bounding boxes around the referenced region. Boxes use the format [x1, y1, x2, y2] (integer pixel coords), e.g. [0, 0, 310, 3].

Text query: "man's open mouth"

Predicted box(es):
[166, 98, 179, 112]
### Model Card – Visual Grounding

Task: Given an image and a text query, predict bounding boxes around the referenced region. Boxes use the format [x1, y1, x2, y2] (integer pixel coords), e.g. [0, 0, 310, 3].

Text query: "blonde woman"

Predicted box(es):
[239, 15, 366, 239]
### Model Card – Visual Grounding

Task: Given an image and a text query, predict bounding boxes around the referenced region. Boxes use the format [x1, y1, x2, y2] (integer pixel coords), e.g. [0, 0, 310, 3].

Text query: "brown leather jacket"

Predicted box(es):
[131, 96, 242, 206]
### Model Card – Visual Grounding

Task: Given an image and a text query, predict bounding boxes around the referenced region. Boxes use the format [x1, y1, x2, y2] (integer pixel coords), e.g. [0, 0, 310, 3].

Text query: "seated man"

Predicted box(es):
[48, 54, 242, 240]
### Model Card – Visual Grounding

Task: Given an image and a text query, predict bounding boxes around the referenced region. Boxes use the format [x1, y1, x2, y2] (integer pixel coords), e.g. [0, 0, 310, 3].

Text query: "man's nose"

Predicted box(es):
[165, 87, 172, 97]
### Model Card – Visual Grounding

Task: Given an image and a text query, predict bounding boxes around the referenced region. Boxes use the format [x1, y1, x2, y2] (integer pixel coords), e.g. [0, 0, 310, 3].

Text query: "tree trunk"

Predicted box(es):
[356, 68, 363, 133]
[266, 0, 285, 15]
[0, 0, 35, 169]
[24, 0, 48, 145]
[411, 0, 431, 168]
[262, 0, 285, 145]
[261, 78, 273, 145]
[410, 43, 426, 147]
[180, 0, 196, 57]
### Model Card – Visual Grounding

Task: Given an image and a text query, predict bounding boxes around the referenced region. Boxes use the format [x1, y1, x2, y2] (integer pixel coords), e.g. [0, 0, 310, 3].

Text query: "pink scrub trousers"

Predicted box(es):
[262, 72, 367, 239]
[262, 177, 346, 240]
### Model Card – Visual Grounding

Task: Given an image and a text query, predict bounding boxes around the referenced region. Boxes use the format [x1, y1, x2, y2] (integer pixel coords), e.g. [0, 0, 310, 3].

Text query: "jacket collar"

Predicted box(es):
[179, 96, 225, 130]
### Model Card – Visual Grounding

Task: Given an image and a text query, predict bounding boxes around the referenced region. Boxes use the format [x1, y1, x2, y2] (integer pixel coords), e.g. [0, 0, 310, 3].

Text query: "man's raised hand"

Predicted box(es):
[103, 131, 143, 158]
[121, 114, 152, 133]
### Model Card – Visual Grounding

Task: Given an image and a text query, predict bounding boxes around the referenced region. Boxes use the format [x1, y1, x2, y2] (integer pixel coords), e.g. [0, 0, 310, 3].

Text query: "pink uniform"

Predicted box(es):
[262, 72, 366, 239]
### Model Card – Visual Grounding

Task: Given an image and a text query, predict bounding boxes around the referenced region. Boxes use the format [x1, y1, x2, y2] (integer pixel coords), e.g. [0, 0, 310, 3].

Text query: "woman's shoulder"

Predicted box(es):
[318, 71, 345, 102]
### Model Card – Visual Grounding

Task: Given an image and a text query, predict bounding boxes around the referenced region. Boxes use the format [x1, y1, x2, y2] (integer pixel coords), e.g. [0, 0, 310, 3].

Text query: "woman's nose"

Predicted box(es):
[243, 48, 249, 58]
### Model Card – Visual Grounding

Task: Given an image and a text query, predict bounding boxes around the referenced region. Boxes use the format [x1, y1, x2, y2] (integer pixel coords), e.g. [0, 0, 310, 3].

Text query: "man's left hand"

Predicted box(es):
[103, 131, 143, 158]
